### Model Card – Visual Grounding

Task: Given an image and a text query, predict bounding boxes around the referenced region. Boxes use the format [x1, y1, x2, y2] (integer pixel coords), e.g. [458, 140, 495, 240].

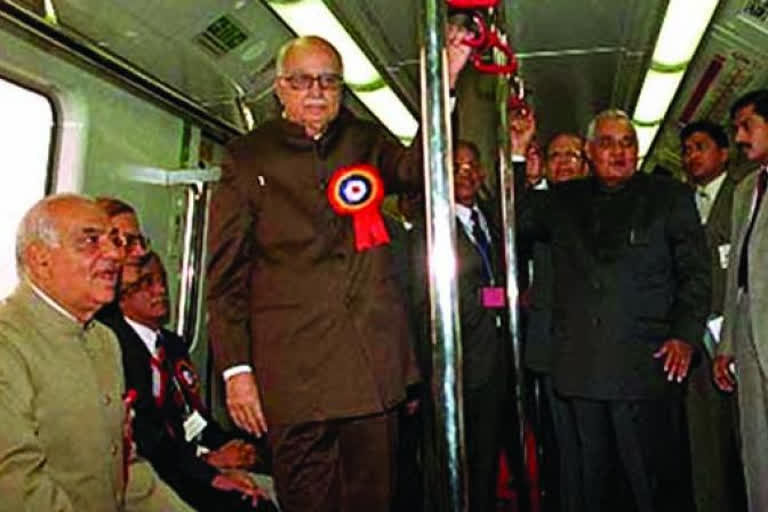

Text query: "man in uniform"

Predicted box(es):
[0, 194, 191, 512]
[207, 32, 470, 511]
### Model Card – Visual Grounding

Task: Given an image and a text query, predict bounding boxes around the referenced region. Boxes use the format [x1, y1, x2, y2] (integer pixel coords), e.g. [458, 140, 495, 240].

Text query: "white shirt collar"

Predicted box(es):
[455, 203, 474, 227]
[698, 172, 726, 199]
[455, 203, 491, 243]
[125, 316, 159, 356]
[27, 279, 80, 324]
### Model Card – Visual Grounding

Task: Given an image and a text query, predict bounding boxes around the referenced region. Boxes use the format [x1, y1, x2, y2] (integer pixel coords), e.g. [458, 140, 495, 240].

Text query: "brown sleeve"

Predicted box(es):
[372, 128, 424, 195]
[206, 147, 258, 374]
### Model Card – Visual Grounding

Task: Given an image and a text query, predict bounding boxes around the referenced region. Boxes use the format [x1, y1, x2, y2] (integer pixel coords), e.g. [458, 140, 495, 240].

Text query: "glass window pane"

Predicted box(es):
[0, 78, 53, 299]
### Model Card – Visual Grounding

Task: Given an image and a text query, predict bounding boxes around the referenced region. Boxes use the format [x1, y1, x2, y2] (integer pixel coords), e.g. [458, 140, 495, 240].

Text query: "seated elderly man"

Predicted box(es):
[100, 250, 277, 512]
[0, 194, 191, 512]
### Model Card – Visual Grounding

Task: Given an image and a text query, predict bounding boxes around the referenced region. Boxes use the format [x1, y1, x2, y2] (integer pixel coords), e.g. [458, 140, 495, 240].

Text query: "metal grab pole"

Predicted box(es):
[496, 31, 530, 495]
[421, 1, 467, 511]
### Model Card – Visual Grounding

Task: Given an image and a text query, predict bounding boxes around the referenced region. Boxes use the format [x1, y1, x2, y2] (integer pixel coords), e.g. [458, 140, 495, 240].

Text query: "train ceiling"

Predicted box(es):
[7, 0, 768, 170]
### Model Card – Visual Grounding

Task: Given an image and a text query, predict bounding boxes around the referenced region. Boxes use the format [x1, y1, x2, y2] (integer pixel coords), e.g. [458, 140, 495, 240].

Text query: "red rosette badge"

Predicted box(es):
[327, 163, 390, 251]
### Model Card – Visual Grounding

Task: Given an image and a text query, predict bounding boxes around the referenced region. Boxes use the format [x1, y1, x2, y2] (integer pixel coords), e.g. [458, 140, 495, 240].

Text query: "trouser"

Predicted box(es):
[541, 376, 583, 512]
[464, 366, 504, 512]
[268, 410, 398, 512]
[568, 397, 694, 512]
[733, 292, 768, 512]
[686, 348, 747, 512]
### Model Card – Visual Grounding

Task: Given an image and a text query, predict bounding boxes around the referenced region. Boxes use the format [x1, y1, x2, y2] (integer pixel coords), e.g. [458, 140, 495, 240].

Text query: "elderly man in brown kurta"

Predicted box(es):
[207, 34, 469, 511]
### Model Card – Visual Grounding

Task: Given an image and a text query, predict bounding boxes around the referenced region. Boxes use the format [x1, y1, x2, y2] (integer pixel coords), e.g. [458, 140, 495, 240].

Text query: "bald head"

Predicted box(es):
[274, 36, 344, 138]
[16, 194, 80, 272]
[17, 194, 122, 322]
[276, 36, 343, 76]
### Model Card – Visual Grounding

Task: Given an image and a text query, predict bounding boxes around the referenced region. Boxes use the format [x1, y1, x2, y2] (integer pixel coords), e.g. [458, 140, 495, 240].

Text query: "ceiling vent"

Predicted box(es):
[742, 1, 768, 25]
[195, 15, 249, 57]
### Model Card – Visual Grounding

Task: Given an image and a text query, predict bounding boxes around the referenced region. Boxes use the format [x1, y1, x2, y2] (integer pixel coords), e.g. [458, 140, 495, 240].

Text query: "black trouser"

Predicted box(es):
[163, 472, 278, 512]
[569, 397, 694, 512]
[464, 367, 504, 512]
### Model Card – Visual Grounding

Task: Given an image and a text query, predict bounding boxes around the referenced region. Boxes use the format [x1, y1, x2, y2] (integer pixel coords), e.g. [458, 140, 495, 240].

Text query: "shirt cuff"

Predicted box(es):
[511, 155, 526, 163]
[222, 365, 252, 381]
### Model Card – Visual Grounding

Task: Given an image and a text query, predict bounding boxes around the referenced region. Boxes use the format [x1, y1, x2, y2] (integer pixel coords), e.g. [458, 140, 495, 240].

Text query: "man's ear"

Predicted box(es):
[24, 243, 53, 281]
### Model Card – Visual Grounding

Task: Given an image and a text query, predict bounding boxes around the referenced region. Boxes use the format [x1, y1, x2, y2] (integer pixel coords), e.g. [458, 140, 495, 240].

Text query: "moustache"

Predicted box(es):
[738, 143, 751, 152]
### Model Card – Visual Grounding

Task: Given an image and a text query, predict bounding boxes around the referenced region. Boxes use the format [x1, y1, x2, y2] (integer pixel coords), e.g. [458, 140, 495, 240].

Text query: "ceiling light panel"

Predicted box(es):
[652, 0, 720, 67]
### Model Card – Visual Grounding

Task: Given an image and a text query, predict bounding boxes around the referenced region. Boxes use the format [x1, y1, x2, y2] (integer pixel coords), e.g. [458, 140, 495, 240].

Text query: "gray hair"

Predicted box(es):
[275, 36, 343, 76]
[15, 194, 89, 275]
[585, 109, 637, 143]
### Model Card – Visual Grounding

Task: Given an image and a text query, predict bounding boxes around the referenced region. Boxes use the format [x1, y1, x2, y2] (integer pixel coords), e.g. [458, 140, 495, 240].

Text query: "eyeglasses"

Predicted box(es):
[547, 150, 583, 162]
[279, 73, 344, 91]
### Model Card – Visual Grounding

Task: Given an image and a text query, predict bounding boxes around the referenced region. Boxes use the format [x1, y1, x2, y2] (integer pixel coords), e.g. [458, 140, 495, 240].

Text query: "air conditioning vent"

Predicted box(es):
[195, 15, 249, 57]
[743, 1, 768, 24]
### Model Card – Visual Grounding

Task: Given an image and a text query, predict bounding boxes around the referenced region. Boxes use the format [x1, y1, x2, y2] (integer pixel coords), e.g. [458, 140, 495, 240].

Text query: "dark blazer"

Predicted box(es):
[518, 172, 711, 400]
[98, 308, 232, 488]
[207, 108, 421, 426]
[411, 203, 505, 391]
[524, 239, 554, 374]
[702, 171, 746, 315]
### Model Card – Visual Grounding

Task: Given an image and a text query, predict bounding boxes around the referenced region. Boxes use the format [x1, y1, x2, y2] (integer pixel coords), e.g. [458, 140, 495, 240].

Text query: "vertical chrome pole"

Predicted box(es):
[495, 44, 528, 475]
[421, 1, 466, 511]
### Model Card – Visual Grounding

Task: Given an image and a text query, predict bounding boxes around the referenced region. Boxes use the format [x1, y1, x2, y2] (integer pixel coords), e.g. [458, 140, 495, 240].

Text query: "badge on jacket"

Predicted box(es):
[326, 163, 390, 251]
[718, 243, 730, 269]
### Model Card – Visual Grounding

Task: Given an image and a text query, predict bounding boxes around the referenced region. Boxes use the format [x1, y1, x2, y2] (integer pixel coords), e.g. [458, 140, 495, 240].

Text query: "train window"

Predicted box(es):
[0, 77, 54, 299]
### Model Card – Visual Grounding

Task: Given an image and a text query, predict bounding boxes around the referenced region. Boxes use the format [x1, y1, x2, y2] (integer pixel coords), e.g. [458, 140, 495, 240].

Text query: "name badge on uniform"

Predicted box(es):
[718, 243, 730, 269]
[183, 410, 208, 442]
[480, 286, 506, 308]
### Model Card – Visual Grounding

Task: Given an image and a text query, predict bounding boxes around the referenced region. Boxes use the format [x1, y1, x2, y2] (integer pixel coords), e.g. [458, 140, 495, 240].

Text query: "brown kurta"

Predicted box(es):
[207, 109, 421, 426]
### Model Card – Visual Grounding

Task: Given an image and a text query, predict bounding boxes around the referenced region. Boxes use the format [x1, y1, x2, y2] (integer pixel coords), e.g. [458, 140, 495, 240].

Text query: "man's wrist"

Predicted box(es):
[222, 365, 252, 381]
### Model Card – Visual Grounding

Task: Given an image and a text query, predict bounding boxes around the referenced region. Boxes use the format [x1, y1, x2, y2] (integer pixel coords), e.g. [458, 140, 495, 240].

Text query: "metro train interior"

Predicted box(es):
[1, 0, 767, 510]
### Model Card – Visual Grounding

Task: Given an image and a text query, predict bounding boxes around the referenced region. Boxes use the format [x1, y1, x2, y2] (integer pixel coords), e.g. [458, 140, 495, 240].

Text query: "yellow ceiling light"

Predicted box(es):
[632, 0, 720, 158]
[267, 0, 418, 139]
[355, 86, 419, 141]
[633, 69, 685, 124]
[652, 0, 720, 68]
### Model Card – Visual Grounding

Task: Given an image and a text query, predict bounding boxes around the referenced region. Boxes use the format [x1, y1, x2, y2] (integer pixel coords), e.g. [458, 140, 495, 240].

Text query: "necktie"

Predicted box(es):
[470, 208, 493, 283]
[696, 188, 711, 224]
[737, 170, 768, 291]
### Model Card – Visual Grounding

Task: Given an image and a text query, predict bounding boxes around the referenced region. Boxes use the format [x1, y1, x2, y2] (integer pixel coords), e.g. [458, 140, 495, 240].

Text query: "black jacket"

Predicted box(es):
[98, 307, 233, 488]
[518, 172, 711, 400]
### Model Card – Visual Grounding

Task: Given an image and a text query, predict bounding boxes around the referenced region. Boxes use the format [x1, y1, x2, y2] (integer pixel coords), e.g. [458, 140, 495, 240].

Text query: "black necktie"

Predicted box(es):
[737, 170, 767, 291]
[470, 208, 493, 283]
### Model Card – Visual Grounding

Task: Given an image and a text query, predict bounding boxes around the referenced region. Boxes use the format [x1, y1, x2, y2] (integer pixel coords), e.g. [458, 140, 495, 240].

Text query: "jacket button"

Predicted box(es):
[592, 317, 601, 327]
[111, 443, 118, 456]
[103, 394, 112, 406]
[592, 280, 601, 290]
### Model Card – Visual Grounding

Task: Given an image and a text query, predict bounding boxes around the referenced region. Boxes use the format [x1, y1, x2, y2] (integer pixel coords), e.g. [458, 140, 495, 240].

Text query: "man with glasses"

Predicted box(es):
[512, 109, 710, 512]
[102, 251, 277, 511]
[0, 194, 191, 512]
[520, 130, 590, 512]
[96, 198, 151, 289]
[545, 133, 589, 184]
[207, 33, 470, 512]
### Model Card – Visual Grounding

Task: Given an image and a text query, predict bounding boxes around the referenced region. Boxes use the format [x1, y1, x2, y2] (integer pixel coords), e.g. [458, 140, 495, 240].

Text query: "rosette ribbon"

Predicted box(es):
[327, 163, 390, 251]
